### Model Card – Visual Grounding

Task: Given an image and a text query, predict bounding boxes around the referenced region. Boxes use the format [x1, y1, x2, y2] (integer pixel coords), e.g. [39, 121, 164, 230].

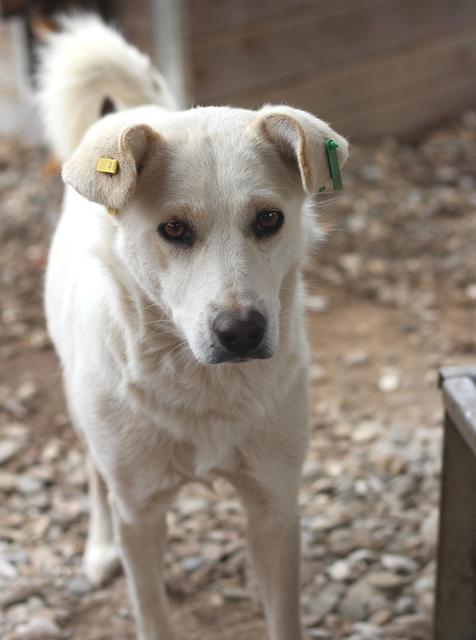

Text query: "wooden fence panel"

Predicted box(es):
[190, 0, 476, 103]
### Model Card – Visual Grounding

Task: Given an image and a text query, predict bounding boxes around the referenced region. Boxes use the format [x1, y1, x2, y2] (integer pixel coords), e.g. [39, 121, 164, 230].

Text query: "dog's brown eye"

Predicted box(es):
[254, 209, 284, 238]
[158, 220, 195, 246]
[163, 221, 185, 238]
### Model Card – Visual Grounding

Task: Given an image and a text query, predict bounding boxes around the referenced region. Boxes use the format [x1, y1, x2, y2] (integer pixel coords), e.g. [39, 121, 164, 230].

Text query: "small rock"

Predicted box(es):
[11, 616, 64, 639]
[354, 478, 371, 496]
[352, 622, 381, 638]
[208, 592, 224, 607]
[339, 577, 388, 621]
[353, 421, 381, 443]
[390, 612, 430, 636]
[0, 471, 17, 491]
[327, 559, 351, 582]
[179, 496, 207, 515]
[0, 440, 24, 465]
[361, 164, 383, 182]
[222, 587, 251, 601]
[28, 329, 50, 350]
[181, 555, 204, 572]
[395, 595, 417, 615]
[16, 381, 38, 404]
[343, 350, 370, 368]
[414, 572, 435, 594]
[368, 608, 393, 626]
[0, 583, 43, 609]
[306, 295, 329, 313]
[377, 370, 401, 393]
[4, 423, 30, 441]
[40, 440, 62, 464]
[0, 558, 18, 579]
[308, 583, 344, 622]
[328, 528, 356, 555]
[310, 364, 329, 383]
[302, 459, 321, 481]
[339, 254, 362, 278]
[30, 515, 50, 539]
[307, 630, 332, 639]
[420, 509, 439, 555]
[418, 589, 434, 613]
[368, 571, 409, 591]
[65, 576, 92, 597]
[15, 475, 45, 495]
[466, 283, 476, 301]
[381, 554, 418, 575]
[435, 166, 458, 185]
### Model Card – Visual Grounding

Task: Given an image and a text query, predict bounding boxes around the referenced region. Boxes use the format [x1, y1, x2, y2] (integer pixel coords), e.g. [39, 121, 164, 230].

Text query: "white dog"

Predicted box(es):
[37, 15, 348, 640]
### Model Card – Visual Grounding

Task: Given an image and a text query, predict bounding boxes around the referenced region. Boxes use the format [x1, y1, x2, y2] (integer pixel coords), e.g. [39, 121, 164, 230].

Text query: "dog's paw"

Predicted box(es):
[83, 543, 121, 587]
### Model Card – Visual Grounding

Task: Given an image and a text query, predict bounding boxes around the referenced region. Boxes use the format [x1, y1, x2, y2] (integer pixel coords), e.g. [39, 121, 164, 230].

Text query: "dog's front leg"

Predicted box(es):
[112, 498, 175, 640]
[84, 457, 121, 586]
[231, 466, 303, 640]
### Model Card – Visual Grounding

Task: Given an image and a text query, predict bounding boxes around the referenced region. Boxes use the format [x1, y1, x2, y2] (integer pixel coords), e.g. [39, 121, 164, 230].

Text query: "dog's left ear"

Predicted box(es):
[256, 105, 349, 194]
[62, 122, 157, 209]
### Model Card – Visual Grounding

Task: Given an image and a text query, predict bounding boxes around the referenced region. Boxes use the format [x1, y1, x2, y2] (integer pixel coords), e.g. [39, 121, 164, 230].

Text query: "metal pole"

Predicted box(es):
[151, 0, 190, 109]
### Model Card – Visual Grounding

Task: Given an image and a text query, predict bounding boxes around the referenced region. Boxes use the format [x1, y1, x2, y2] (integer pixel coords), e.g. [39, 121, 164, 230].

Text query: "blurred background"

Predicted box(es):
[0, 2, 476, 640]
[2, 0, 476, 139]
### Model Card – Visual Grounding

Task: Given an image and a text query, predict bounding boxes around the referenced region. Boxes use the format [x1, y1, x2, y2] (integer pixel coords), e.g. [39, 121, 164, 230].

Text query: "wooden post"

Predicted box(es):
[151, 0, 190, 109]
[435, 371, 476, 640]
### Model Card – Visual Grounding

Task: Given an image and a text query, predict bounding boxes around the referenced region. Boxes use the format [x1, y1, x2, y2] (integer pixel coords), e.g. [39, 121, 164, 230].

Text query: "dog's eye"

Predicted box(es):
[158, 220, 194, 246]
[253, 209, 284, 238]
[162, 221, 186, 238]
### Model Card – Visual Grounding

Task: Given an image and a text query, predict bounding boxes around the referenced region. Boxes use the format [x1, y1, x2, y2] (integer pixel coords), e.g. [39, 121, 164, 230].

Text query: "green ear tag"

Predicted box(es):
[324, 139, 343, 191]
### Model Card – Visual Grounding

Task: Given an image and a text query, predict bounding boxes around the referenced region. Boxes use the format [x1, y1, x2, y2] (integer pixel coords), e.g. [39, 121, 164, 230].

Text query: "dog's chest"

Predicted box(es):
[118, 347, 278, 480]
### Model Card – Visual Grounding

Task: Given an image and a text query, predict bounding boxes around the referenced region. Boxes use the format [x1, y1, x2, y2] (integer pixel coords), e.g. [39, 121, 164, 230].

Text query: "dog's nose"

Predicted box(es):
[213, 309, 266, 354]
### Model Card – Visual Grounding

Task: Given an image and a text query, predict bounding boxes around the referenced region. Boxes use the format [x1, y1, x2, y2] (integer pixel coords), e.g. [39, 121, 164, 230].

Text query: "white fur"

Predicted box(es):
[39, 16, 348, 640]
[36, 14, 177, 161]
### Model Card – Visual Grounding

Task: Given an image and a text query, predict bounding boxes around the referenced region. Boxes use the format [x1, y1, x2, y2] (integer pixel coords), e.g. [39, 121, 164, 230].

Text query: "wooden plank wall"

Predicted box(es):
[186, 0, 476, 140]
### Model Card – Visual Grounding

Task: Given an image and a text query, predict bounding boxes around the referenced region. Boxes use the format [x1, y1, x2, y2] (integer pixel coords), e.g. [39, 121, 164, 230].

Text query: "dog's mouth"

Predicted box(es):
[205, 344, 274, 365]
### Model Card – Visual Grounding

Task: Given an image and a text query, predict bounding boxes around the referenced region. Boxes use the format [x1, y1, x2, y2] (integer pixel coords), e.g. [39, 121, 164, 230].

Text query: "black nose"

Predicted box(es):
[213, 309, 266, 354]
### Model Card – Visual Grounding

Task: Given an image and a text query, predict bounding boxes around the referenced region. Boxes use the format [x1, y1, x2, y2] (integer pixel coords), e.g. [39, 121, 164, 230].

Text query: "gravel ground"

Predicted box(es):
[1, 112, 476, 640]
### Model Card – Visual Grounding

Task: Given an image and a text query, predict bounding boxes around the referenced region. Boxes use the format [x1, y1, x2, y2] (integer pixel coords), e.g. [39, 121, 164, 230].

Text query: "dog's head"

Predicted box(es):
[63, 105, 348, 364]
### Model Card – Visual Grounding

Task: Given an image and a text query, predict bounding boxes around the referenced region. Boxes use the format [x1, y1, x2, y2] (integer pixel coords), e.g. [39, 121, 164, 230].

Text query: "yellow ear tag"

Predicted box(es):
[96, 157, 119, 174]
[107, 207, 119, 216]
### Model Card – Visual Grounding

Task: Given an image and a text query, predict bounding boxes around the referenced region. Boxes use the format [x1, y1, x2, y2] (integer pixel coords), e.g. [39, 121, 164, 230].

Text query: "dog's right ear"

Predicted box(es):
[62, 123, 157, 209]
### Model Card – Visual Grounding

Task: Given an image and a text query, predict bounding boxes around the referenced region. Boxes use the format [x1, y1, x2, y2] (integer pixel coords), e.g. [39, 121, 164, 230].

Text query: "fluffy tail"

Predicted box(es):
[36, 14, 176, 161]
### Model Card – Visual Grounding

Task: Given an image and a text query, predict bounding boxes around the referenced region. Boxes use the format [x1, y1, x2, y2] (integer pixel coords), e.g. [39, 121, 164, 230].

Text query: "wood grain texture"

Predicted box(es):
[220, 25, 476, 109]
[334, 74, 476, 140]
[190, 0, 476, 101]
[117, 0, 476, 138]
[189, 0, 321, 36]
[435, 413, 476, 639]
